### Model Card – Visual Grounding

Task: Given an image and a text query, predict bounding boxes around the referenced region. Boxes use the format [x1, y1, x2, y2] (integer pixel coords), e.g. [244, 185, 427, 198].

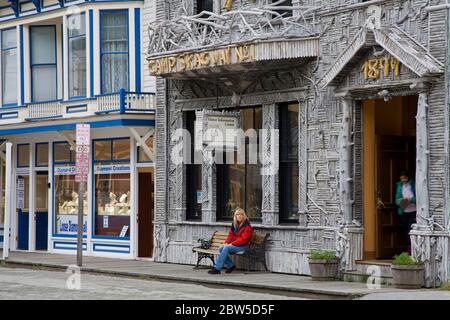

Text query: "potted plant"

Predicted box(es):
[391, 252, 424, 289]
[308, 250, 340, 281]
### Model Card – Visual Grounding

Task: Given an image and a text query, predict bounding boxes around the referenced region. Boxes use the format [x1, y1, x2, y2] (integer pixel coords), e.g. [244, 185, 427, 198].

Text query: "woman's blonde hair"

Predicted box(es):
[233, 208, 248, 228]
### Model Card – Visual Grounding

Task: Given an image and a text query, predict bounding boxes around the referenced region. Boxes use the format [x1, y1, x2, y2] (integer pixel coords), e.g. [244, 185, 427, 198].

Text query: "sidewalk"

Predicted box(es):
[0, 251, 448, 300]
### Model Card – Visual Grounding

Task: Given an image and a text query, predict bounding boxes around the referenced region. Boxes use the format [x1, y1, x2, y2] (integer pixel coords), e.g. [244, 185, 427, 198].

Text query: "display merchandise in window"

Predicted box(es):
[95, 170, 131, 237]
[54, 166, 87, 235]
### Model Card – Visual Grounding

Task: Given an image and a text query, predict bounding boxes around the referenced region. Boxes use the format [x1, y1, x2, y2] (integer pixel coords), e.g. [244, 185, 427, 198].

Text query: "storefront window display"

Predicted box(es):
[53, 142, 87, 235]
[94, 138, 131, 238]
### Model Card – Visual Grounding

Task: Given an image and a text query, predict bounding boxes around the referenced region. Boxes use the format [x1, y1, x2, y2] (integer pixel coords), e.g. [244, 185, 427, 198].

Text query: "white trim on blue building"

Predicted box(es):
[0, 0, 157, 260]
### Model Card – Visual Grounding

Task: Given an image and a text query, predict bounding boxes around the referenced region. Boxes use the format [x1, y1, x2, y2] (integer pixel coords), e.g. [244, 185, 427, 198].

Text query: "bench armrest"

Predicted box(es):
[196, 238, 212, 250]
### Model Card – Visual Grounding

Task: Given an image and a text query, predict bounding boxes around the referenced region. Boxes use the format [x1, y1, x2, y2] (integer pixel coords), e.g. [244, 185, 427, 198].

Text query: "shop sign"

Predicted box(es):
[205, 115, 239, 150]
[148, 43, 256, 76]
[55, 166, 77, 176]
[15, 168, 29, 176]
[56, 215, 87, 234]
[362, 56, 401, 80]
[119, 225, 129, 238]
[94, 165, 131, 174]
[16, 177, 24, 210]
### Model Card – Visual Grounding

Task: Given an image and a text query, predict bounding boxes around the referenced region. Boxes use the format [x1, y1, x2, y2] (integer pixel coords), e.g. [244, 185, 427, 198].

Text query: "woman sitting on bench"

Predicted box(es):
[208, 208, 253, 274]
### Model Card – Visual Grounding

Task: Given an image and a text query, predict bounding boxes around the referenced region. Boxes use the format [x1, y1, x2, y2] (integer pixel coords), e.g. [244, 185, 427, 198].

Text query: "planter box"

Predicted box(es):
[391, 264, 424, 289]
[309, 259, 339, 281]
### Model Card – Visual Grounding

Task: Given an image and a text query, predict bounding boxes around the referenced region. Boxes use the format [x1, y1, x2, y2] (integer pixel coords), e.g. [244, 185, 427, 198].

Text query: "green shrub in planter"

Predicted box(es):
[308, 250, 340, 281]
[391, 252, 424, 289]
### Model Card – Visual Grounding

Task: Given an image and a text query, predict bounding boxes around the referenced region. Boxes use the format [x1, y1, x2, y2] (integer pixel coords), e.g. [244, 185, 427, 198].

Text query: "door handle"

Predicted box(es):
[377, 191, 385, 209]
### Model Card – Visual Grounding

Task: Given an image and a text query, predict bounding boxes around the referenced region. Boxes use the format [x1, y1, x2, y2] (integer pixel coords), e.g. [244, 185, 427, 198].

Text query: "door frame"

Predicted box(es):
[135, 165, 155, 259]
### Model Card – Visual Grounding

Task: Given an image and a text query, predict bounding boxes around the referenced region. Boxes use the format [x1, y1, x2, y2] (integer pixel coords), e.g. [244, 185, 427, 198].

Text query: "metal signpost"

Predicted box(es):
[75, 124, 90, 267]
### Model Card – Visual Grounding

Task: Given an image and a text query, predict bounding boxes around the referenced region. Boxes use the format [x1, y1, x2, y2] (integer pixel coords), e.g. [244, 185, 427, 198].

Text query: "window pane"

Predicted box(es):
[223, 162, 245, 219]
[54, 169, 87, 235]
[94, 140, 112, 161]
[54, 143, 72, 163]
[69, 36, 86, 98]
[138, 137, 154, 162]
[102, 53, 128, 94]
[17, 144, 29, 167]
[2, 29, 16, 49]
[2, 48, 17, 105]
[36, 143, 49, 166]
[197, 0, 213, 13]
[246, 164, 262, 219]
[32, 65, 57, 101]
[101, 12, 128, 52]
[36, 173, 48, 211]
[68, 14, 86, 37]
[113, 139, 130, 160]
[95, 172, 131, 237]
[31, 27, 56, 64]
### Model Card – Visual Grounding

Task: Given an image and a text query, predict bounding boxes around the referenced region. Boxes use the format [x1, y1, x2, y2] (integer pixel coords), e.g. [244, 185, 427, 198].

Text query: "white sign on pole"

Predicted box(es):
[76, 124, 90, 182]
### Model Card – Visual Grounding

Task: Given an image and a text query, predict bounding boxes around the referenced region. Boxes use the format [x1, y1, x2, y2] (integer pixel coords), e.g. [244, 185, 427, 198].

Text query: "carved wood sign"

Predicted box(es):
[148, 44, 256, 76]
[361, 56, 401, 81]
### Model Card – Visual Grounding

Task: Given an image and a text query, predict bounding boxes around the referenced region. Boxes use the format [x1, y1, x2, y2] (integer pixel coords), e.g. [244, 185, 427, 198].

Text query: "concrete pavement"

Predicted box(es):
[0, 251, 449, 300]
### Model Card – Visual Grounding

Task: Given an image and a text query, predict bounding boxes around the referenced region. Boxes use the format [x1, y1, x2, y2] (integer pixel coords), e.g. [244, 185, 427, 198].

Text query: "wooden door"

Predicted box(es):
[376, 136, 415, 259]
[138, 172, 154, 258]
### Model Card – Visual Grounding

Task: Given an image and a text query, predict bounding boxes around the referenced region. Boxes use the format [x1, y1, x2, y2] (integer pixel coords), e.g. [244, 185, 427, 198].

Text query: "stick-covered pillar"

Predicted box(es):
[337, 94, 354, 225]
[415, 84, 431, 230]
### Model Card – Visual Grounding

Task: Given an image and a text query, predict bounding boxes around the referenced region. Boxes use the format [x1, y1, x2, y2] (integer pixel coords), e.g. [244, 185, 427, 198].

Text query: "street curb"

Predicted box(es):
[0, 259, 367, 300]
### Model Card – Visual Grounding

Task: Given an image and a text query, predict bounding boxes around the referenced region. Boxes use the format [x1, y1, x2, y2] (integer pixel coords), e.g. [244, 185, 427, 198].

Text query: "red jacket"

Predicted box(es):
[225, 221, 253, 247]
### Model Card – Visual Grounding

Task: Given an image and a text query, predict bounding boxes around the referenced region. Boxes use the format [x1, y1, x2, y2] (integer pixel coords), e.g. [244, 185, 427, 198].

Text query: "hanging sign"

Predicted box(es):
[75, 124, 90, 182]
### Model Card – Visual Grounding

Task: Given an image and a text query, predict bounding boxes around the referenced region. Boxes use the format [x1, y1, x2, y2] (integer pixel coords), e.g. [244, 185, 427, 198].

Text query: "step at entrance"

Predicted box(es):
[342, 260, 393, 285]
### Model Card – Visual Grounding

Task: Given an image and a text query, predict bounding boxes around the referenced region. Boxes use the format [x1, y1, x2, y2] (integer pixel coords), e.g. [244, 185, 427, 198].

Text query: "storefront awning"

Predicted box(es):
[318, 26, 444, 89]
[147, 38, 319, 79]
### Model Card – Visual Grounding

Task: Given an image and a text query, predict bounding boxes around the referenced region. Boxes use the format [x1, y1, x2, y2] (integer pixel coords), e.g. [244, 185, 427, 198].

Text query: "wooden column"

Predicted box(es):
[415, 84, 431, 230]
[262, 104, 279, 226]
[337, 94, 354, 225]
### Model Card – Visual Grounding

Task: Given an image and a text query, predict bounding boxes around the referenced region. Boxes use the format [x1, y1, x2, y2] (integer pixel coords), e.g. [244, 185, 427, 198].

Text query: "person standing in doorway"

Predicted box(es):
[395, 171, 417, 253]
[208, 208, 253, 274]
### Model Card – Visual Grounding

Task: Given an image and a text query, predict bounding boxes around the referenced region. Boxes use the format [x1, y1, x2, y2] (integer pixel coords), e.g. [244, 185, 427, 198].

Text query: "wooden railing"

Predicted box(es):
[26, 100, 64, 120]
[96, 93, 121, 113]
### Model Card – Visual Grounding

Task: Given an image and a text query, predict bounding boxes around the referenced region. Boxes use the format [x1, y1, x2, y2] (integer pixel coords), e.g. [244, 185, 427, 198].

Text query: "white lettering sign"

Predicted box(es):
[94, 165, 131, 175]
[119, 226, 129, 238]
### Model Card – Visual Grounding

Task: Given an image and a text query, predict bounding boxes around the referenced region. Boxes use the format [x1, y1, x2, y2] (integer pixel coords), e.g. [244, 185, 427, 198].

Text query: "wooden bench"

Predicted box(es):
[192, 231, 270, 271]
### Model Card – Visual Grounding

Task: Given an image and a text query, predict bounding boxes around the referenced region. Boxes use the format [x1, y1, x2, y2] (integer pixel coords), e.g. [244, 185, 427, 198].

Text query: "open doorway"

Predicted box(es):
[137, 167, 154, 258]
[363, 95, 417, 260]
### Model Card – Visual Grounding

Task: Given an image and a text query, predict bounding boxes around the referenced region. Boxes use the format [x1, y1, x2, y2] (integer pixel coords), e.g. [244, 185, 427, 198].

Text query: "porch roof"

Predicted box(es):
[317, 26, 445, 89]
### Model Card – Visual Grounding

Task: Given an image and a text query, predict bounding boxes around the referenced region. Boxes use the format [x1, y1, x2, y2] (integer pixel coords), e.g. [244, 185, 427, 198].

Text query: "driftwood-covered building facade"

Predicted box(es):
[147, 0, 450, 287]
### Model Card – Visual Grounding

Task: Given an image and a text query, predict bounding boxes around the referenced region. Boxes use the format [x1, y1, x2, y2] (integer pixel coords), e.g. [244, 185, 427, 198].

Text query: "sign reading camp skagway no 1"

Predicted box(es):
[148, 43, 256, 76]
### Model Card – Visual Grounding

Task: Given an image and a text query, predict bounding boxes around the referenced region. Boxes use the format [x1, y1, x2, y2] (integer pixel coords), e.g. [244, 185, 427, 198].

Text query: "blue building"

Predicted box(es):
[0, 0, 157, 259]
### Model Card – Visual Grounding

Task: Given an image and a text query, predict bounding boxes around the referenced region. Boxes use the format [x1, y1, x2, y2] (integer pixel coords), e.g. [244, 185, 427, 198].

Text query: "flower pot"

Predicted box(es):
[308, 259, 339, 281]
[391, 264, 424, 289]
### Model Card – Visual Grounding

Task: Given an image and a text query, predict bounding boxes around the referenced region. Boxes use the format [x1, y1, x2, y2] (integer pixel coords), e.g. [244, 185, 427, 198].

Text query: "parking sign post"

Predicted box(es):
[75, 124, 90, 267]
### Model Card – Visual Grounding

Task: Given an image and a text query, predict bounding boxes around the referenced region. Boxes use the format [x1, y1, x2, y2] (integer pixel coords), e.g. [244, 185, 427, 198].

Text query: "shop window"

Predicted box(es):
[94, 138, 131, 238]
[36, 173, 48, 212]
[31, 26, 57, 102]
[100, 10, 129, 94]
[186, 111, 202, 220]
[54, 142, 75, 163]
[68, 13, 87, 98]
[279, 103, 299, 223]
[112, 139, 130, 161]
[217, 107, 262, 221]
[2, 28, 17, 106]
[137, 136, 154, 163]
[93, 140, 112, 161]
[35, 143, 49, 167]
[17, 144, 30, 167]
[54, 142, 86, 235]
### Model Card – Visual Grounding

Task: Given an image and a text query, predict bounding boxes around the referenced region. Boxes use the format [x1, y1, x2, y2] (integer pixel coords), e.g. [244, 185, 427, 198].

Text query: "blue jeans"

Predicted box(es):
[214, 245, 249, 271]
